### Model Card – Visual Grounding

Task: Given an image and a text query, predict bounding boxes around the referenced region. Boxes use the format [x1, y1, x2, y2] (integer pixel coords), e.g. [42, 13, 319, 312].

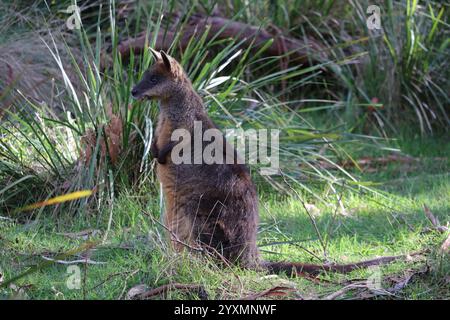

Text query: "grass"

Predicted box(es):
[1, 136, 448, 300]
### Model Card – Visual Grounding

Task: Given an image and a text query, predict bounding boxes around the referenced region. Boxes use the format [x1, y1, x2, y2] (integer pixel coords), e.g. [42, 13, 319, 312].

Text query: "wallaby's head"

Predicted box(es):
[131, 48, 189, 101]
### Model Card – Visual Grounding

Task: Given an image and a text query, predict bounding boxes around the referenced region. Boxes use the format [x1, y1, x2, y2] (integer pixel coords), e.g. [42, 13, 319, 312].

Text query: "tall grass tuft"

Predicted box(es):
[344, 0, 449, 134]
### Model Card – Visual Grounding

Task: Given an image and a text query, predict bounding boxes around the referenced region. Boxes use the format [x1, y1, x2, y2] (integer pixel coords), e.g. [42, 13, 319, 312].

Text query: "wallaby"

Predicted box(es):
[131, 48, 403, 276]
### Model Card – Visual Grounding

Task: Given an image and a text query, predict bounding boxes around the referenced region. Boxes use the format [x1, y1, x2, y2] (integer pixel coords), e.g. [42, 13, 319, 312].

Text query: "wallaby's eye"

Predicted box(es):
[150, 76, 158, 84]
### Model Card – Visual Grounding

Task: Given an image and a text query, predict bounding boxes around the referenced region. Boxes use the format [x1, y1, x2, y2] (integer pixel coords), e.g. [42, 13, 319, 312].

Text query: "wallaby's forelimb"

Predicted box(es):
[150, 138, 176, 164]
[157, 141, 177, 164]
[150, 138, 159, 159]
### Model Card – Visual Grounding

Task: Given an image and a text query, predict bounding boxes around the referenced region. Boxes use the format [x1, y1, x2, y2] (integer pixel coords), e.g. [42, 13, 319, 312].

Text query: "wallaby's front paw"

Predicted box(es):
[150, 141, 159, 159]
[156, 141, 177, 165]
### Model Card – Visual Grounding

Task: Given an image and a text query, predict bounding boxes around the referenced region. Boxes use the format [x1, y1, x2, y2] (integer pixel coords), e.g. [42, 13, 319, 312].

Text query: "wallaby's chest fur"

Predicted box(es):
[155, 103, 260, 267]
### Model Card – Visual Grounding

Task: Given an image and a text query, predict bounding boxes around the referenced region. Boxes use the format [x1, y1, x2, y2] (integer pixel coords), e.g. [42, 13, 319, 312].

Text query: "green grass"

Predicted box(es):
[1, 137, 448, 300]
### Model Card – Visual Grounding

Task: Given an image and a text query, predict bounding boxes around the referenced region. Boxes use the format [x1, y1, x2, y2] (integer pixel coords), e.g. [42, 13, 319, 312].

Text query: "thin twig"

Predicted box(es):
[323, 183, 345, 257]
[0, 216, 15, 222]
[118, 269, 141, 300]
[40, 256, 106, 265]
[323, 281, 367, 300]
[142, 210, 204, 252]
[280, 170, 327, 256]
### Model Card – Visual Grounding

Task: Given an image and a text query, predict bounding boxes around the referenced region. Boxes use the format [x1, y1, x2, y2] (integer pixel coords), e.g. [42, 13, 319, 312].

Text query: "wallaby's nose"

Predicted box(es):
[131, 87, 139, 98]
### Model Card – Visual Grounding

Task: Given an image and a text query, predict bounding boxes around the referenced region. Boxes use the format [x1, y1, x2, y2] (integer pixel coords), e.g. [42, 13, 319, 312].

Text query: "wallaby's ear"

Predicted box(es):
[149, 47, 160, 61]
[160, 50, 171, 72]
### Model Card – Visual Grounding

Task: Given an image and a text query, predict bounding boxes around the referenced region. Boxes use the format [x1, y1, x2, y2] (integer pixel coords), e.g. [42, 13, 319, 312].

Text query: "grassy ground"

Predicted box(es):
[1, 136, 448, 300]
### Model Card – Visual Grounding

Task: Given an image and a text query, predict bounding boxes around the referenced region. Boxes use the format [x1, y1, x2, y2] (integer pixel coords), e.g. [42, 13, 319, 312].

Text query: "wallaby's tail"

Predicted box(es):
[262, 254, 411, 276]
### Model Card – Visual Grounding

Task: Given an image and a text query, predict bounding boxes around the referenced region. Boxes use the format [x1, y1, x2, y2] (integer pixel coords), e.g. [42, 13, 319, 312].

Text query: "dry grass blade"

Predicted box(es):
[80, 104, 124, 167]
[0, 32, 81, 111]
[16, 190, 93, 212]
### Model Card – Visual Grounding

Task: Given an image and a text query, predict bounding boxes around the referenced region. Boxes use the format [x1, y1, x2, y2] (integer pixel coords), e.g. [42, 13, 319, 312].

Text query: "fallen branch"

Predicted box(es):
[117, 13, 327, 65]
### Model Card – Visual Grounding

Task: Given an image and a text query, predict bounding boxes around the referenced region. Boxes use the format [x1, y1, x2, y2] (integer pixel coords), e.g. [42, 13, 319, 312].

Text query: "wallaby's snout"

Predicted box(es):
[131, 48, 182, 101]
[131, 68, 158, 100]
[131, 79, 151, 100]
[131, 87, 140, 99]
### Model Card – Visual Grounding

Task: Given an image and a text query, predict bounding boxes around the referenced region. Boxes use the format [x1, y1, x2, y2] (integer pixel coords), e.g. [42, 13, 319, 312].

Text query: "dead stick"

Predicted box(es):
[138, 283, 207, 299]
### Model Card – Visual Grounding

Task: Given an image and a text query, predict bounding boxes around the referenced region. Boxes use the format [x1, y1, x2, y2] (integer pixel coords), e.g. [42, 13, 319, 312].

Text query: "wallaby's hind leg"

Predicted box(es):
[195, 216, 259, 268]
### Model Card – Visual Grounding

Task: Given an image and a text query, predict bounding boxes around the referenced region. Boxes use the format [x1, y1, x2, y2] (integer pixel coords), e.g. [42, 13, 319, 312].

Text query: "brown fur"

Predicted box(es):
[131, 50, 400, 275]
